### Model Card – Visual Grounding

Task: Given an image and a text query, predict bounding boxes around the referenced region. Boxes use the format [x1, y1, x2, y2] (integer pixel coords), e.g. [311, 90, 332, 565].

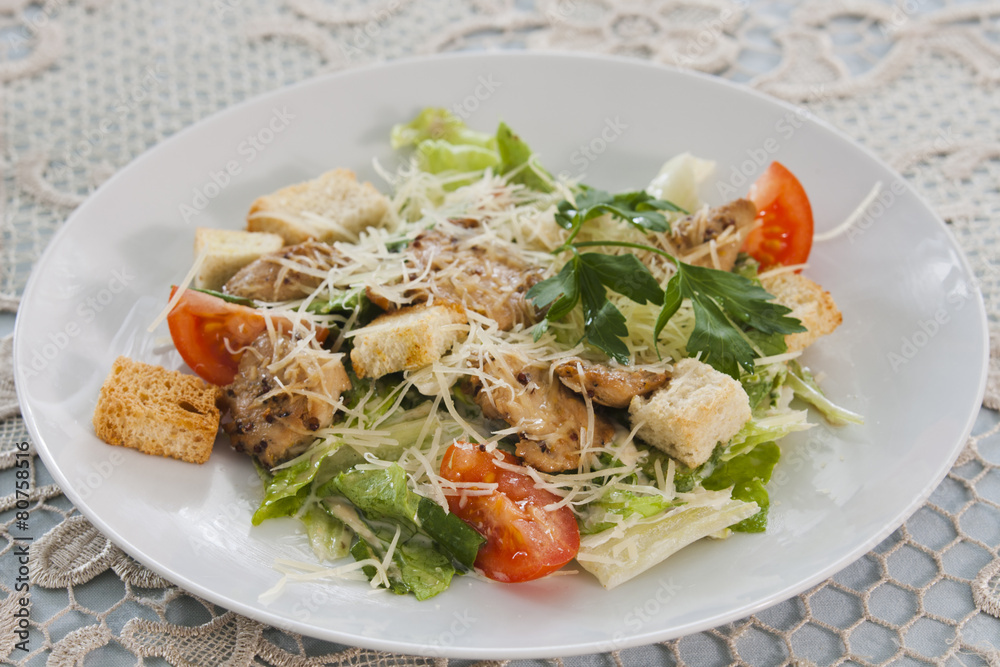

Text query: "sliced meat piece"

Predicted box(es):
[409, 230, 544, 330]
[554, 357, 670, 409]
[471, 352, 615, 472]
[365, 285, 393, 311]
[652, 199, 757, 271]
[220, 331, 351, 468]
[223, 241, 346, 302]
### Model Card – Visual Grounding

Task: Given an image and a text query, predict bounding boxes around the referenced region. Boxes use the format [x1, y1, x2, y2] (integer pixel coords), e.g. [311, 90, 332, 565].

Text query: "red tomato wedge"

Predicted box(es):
[439, 441, 580, 583]
[166, 287, 270, 386]
[741, 162, 814, 270]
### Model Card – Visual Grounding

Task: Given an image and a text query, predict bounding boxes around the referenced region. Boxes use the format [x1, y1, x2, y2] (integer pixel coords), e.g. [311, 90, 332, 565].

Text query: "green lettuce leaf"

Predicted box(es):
[332, 465, 484, 570]
[702, 442, 780, 533]
[581, 487, 678, 535]
[740, 364, 788, 416]
[391, 107, 496, 150]
[300, 286, 368, 314]
[496, 121, 554, 192]
[416, 140, 501, 176]
[786, 360, 864, 426]
[252, 441, 342, 525]
[725, 412, 812, 459]
[351, 534, 455, 601]
[576, 498, 759, 589]
[300, 504, 353, 562]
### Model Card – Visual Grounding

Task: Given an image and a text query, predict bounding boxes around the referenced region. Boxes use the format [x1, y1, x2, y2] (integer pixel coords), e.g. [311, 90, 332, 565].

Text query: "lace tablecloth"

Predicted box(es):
[2, 0, 1000, 664]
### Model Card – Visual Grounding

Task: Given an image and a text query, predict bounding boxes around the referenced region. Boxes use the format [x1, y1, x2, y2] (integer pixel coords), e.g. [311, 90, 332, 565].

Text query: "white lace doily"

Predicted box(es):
[2, 1, 1000, 665]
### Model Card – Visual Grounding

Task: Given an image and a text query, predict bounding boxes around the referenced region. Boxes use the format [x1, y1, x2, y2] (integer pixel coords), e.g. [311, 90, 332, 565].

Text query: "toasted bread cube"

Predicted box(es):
[247, 168, 394, 245]
[93, 357, 222, 464]
[193, 228, 284, 291]
[760, 272, 843, 352]
[350, 302, 467, 379]
[629, 358, 751, 469]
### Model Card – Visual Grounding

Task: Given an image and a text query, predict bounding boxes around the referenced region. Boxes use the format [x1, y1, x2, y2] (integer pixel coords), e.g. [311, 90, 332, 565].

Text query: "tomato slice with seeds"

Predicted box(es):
[439, 441, 580, 583]
[166, 287, 269, 386]
[166, 287, 329, 386]
[741, 162, 814, 270]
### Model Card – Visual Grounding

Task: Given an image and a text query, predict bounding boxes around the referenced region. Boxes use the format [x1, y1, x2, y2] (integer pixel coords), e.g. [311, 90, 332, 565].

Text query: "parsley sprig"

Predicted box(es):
[527, 189, 805, 378]
[554, 185, 684, 243]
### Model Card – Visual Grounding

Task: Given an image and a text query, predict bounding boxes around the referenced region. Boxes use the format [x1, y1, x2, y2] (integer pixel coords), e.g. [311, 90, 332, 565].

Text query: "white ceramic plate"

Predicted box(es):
[15, 53, 988, 659]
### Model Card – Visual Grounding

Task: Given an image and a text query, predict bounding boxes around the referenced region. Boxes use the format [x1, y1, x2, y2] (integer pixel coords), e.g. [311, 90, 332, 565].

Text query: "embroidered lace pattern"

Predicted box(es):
[1, 0, 999, 664]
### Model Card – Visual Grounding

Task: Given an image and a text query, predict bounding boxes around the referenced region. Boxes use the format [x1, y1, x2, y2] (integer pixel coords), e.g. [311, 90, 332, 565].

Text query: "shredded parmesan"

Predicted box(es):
[219, 150, 839, 601]
[146, 248, 208, 333]
[814, 181, 883, 242]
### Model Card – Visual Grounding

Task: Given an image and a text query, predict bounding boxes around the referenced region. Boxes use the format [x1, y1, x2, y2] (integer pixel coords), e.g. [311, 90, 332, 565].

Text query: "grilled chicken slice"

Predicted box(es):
[409, 230, 544, 330]
[653, 198, 757, 272]
[220, 331, 350, 468]
[224, 241, 346, 302]
[471, 352, 615, 472]
[554, 357, 670, 409]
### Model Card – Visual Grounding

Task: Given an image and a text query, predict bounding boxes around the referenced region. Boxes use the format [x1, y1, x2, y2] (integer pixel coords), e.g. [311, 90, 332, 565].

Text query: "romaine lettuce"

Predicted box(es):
[390, 107, 496, 150]
[787, 360, 864, 426]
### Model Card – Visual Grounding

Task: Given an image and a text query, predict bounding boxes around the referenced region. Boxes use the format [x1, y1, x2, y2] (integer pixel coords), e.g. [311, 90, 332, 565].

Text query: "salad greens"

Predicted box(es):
[786, 360, 864, 426]
[248, 107, 862, 602]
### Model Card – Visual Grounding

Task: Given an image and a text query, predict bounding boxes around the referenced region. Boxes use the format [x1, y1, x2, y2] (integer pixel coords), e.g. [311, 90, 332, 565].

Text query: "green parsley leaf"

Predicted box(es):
[527, 251, 664, 364]
[526, 255, 581, 322]
[687, 295, 760, 379]
[555, 186, 684, 234]
[578, 253, 663, 306]
[655, 263, 805, 378]
[583, 300, 631, 364]
[578, 264, 631, 364]
[745, 328, 789, 357]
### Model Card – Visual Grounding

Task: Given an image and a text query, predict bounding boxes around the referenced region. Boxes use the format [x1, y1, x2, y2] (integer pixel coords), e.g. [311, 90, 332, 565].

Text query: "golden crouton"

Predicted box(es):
[760, 272, 843, 352]
[247, 168, 394, 245]
[193, 228, 284, 291]
[629, 358, 751, 469]
[93, 357, 222, 464]
[350, 303, 468, 379]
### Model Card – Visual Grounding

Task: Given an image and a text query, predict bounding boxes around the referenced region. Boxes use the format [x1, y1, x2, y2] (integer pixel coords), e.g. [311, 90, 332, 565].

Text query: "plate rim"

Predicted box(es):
[13, 50, 991, 659]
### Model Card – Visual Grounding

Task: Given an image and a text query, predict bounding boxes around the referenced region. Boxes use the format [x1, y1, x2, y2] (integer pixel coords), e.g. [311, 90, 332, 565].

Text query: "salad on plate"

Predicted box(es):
[93, 108, 863, 601]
